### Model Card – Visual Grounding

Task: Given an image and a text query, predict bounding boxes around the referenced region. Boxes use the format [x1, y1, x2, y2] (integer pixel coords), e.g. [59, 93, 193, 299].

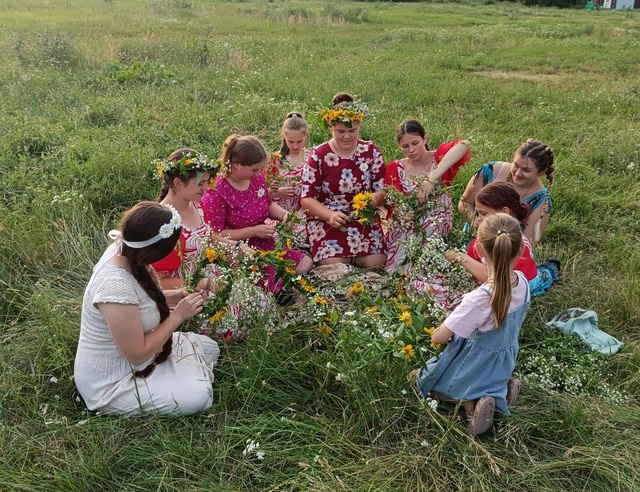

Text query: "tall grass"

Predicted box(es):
[1, 0, 639, 490]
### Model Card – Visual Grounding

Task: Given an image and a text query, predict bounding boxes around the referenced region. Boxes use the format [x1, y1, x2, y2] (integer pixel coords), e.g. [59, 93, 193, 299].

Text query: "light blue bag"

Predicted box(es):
[546, 308, 623, 355]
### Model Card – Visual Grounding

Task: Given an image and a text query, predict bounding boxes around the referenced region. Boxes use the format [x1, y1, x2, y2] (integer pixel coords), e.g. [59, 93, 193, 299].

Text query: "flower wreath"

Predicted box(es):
[155, 151, 220, 183]
[320, 100, 368, 128]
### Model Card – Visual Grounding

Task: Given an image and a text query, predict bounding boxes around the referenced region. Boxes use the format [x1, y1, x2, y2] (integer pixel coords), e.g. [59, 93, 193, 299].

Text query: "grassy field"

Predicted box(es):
[1, 0, 639, 490]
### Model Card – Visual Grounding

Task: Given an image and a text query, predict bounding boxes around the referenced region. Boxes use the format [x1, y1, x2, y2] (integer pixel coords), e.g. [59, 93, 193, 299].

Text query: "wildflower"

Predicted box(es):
[430, 340, 442, 350]
[249, 265, 259, 272]
[49, 376, 58, 384]
[365, 306, 378, 315]
[273, 152, 283, 159]
[209, 310, 225, 324]
[317, 325, 332, 335]
[314, 296, 328, 305]
[401, 344, 415, 358]
[347, 281, 365, 297]
[275, 251, 286, 261]
[205, 248, 218, 262]
[424, 327, 435, 335]
[285, 266, 296, 275]
[335, 373, 343, 382]
[304, 284, 318, 293]
[421, 440, 429, 447]
[257, 188, 266, 198]
[399, 311, 412, 325]
[401, 389, 408, 395]
[256, 450, 265, 460]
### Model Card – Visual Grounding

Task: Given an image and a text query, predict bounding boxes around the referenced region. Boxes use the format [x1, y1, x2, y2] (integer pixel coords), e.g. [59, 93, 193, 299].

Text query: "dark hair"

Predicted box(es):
[513, 139, 555, 189]
[477, 213, 523, 328]
[475, 182, 530, 226]
[221, 135, 267, 170]
[331, 92, 354, 108]
[278, 112, 308, 157]
[118, 202, 179, 377]
[396, 119, 430, 151]
[158, 147, 197, 201]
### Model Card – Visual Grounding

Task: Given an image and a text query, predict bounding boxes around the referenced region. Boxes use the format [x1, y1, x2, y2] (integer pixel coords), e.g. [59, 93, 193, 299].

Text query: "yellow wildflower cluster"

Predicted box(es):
[208, 310, 225, 324]
[320, 108, 365, 127]
[347, 281, 365, 297]
[317, 324, 332, 335]
[351, 192, 372, 212]
[313, 295, 328, 305]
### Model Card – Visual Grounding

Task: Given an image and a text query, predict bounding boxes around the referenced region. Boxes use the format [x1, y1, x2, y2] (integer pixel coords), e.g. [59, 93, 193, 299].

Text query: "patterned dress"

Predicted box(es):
[300, 139, 386, 263]
[201, 173, 306, 291]
[152, 202, 210, 281]
[384, 140, 470, 274]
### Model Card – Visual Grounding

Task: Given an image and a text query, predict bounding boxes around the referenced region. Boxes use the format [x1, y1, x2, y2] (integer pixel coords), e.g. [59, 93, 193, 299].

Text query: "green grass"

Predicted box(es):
[1, 0, 639, 490]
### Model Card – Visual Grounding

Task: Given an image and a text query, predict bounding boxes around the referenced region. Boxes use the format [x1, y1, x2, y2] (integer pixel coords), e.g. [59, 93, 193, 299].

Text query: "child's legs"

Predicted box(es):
[353, 253, 386, 269]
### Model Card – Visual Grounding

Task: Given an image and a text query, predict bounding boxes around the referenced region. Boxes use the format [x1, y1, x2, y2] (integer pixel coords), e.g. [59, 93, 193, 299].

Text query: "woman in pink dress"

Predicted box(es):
[300, 92, 386, 268]
[385, 119, 472, 274]
[201, 135, 313, 291]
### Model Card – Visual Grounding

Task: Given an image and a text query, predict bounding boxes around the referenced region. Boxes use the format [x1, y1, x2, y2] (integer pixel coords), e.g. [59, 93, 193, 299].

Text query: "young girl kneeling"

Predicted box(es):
[414, 213, 531, 436]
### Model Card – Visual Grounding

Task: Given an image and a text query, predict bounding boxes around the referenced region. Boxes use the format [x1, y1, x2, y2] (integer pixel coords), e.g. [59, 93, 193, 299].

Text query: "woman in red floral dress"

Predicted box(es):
[300, 93, 386, 268]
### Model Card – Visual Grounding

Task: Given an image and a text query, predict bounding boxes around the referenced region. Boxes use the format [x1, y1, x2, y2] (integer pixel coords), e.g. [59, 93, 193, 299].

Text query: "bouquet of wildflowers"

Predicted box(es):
[384, 177, 447, 234]
[274, 212, 308, 251]
[349, 192, 377, 227]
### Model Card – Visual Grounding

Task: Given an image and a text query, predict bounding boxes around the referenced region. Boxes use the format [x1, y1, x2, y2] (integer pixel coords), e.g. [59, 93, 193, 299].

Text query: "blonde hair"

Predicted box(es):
[477, 213, 523, 328]
[220, 135, 267, 174]
[278, 112, 308, 157]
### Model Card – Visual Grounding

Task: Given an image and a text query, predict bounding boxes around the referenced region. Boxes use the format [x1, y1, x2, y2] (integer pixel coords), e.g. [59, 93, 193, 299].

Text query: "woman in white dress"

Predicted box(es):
[74, 202, 220, 415]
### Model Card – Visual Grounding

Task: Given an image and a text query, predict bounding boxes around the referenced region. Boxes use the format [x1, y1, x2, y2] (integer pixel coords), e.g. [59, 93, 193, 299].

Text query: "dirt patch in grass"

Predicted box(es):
[475, 70, 563, 83]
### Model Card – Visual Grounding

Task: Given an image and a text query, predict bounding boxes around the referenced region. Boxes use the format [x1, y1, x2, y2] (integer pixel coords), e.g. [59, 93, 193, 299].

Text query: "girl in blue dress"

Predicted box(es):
[415, 213, 531, 436]
[458, 139, 554, 248]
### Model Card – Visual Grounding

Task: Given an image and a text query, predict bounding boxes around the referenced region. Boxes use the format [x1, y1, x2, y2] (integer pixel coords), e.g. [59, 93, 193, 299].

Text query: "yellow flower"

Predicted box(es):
[347, 281, 364, 297]
[424, 327, 435, 335]
[286, 238, 293, 249]
[273, 152, 283, 159]
[275, 251, 287, 261]
[297, 278, 308, 286]
[430, 340, 442, 350]
[304, 285, 318, 293]
[365, 306, 378, 316]
[184, 158, 193, 166]
[285, 266, 296, 275]
[314, 296, 328, 305]
[156, 162, 164, 177]
[351, 193, 370, 212]
[205, 248, 218, 262]
[317, 325, 332, 335]
[358, 217, 369, 225]
[249, 265, 259, 273]
[401, 344, 415, 358]
[256, 250, 270, 258]
[209, 310, 225, 324]
[399, 311, 412, 325]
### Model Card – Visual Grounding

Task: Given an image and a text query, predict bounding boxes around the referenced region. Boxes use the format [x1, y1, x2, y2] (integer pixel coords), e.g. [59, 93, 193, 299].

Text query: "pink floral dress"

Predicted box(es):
[301, 140, 386, 263]
[201, 173, 306, 291]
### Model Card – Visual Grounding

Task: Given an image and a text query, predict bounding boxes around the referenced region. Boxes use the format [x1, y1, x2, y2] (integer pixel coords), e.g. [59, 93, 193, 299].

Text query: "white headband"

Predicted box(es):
[109, 204, 182, 249]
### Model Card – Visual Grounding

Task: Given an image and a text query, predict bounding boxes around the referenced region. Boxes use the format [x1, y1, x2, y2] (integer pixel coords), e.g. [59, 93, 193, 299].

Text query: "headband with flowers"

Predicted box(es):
[109, 204, 182, 249]
[320, 100, 369, 128]
[155, 151, 220, 183]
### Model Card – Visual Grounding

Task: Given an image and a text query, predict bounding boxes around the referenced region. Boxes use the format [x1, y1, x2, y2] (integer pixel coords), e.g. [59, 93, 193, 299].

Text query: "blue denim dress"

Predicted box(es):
[416, 273, 531, 415]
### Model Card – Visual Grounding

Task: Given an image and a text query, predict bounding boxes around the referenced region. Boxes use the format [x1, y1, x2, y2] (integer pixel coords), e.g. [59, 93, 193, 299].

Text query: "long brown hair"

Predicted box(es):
[477, 213, 522, 328]
[118, 202, 179, 376]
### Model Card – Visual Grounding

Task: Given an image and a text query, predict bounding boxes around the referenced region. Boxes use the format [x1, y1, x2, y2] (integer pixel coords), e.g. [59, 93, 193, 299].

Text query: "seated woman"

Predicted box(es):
[300, 92, 386, 268]
[74, 202, 219, 415]
[447, 182, 559, 296]
[458, 139, 554, 247]
[384, 118, 471, 274]
[151, 148, 222, 296]
[201, 134, 313, 292]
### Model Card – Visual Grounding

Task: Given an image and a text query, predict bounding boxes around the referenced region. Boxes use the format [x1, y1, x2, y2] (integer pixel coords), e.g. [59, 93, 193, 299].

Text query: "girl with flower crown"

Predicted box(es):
[384, 119, 472, 275]
[300, 92, 386, 268]
[458, 139, 555, 248]
[151, 148, 224, 296]
[74, 202, 219, 415]
[201, 135, 313, 292]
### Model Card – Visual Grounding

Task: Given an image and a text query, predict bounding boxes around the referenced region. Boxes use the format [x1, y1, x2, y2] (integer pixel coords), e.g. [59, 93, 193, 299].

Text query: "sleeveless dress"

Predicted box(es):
[416, 271, 531, 415]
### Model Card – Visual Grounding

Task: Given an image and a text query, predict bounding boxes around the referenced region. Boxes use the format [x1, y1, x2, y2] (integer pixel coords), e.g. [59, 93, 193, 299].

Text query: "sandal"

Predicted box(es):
[506, 378, 521, 407]
[467, 396, 495, 436]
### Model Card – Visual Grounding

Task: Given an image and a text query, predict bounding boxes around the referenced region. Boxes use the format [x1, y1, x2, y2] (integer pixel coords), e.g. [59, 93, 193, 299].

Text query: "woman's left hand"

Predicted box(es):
[417, 181, 434, 203]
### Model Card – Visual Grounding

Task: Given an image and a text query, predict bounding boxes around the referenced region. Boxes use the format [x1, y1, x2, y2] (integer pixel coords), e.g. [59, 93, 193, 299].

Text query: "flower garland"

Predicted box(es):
[320, 101, 368, 128]
[155, 151, 220, 182]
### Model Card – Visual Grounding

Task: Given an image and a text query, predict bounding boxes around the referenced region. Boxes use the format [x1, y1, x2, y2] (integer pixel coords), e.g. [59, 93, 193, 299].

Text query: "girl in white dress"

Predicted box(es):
[74, 202, 219, 415]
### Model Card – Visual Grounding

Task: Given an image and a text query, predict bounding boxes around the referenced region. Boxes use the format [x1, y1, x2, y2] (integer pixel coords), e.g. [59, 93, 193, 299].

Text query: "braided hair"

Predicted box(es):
[118, 202, 181, 377]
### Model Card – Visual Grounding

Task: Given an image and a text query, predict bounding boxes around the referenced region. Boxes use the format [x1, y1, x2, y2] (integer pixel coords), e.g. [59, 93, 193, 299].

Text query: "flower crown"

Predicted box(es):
[110, 204, 182, 249]
[320, 100, 368, 128]
[155, 151, 220, 182]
